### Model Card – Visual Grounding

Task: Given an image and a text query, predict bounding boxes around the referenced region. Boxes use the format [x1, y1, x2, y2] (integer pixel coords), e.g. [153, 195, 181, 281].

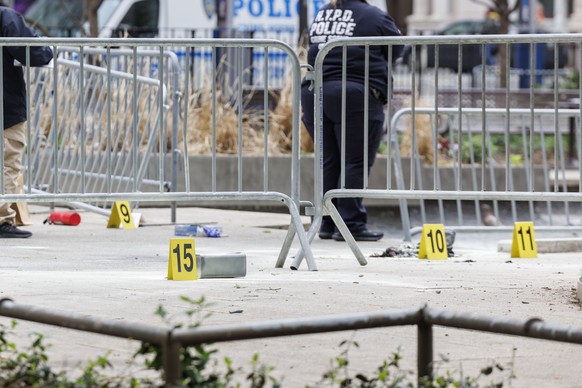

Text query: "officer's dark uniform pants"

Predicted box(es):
[301, 80, 384, 234]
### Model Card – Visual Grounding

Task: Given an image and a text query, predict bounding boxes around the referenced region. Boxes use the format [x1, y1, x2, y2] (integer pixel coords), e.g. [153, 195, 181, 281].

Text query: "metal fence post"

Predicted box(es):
[417, 307, 433, 386]
[164, 331, 182, 388]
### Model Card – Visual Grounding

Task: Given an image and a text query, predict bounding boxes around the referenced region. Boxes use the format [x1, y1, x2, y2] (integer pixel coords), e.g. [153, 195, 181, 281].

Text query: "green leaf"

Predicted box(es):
[155, 305, 167, 319]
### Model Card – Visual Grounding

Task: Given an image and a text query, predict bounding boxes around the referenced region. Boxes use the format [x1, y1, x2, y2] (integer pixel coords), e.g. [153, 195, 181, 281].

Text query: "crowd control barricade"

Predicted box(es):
[1, 298, 582, 386]
[293, 33, 582, 268]
[390, 107, 582, 239]
[0, 37, 315, 270]
[23, 51, 171, 217]
[53, 46, 182, 220]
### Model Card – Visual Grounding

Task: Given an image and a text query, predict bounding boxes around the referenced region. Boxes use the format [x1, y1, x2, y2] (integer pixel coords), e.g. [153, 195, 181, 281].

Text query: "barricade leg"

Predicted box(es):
[290, 215, 321, 270]
[290, 201, 368, 268]
[325, 201, 367, 266]
[284, 197, 318, 271]
[276, 223, 297, 268]
[390, 132, 412, 241]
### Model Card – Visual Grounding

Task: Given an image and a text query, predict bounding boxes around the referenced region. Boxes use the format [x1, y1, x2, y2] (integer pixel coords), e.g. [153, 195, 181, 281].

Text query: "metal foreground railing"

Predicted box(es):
[292, 33, 582, 268]
[0, 37, 315, 269]
[1, 298, 582, 386]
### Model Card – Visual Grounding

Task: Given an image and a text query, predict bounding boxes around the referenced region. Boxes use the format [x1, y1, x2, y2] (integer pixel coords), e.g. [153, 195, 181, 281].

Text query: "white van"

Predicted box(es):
[26, 0, 388, 43]
[25, 0, 389, 88]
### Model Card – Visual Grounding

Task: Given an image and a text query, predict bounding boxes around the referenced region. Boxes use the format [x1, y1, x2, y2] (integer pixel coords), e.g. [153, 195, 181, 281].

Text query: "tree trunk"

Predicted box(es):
[85, 0, 101, 37]
[471, 0, 521, 88]
[498, 9, 510, 88]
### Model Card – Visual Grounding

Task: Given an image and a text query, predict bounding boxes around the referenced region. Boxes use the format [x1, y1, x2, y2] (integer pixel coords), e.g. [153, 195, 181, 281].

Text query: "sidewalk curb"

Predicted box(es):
[498, 238, 582, 254]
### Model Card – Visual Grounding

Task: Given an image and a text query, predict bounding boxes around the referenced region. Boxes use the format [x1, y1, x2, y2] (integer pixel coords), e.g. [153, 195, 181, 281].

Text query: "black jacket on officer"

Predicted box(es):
[0, 6, 53, 130]
[301, 0, 402, 240]
[306, 0, 401, 103]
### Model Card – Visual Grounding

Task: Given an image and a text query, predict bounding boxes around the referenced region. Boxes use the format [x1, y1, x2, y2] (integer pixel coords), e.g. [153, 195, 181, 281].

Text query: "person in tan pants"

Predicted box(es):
[1, 122, 30, 237]
[0, 3, 53, 238]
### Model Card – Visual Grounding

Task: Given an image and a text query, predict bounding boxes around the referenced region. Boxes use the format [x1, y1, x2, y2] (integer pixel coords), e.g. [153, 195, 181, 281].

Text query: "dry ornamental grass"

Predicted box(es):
[27, 47, 341, 157]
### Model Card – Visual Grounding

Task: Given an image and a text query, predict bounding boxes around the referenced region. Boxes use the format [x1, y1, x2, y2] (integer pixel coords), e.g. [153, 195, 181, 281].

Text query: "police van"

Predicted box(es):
[26, 0, 388, 41]
[25, 0, 388, 87]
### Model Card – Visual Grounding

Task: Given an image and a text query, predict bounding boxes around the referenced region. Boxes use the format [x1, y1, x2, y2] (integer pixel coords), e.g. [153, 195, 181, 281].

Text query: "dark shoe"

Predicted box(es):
[319, 217, 335, 240]
[0, 223, 32, 238]
[332, 230, 383, 242]
[318, 231, 333, 240]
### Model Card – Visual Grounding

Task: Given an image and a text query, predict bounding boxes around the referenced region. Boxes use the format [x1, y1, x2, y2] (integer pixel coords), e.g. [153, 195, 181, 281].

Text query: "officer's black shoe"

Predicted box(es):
[318, 224, 335, 240]
[332, 230, 383, 242]
[0, 223, 32, 238]
[318, 231, 333, 239]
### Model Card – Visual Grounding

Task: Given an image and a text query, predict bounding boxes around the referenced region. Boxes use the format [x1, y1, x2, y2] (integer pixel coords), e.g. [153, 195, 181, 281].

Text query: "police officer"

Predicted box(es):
[301, 0, 401, 241]
[0, 1, 53, 238]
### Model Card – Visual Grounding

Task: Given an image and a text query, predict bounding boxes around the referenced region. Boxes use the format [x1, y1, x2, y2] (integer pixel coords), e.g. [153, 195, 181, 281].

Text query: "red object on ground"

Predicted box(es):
[49, 211, 81, 226]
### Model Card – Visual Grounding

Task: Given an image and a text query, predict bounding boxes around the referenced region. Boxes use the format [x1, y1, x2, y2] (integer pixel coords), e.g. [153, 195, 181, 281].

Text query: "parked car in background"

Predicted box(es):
[425, 20, 496, 73]
[401, 19, 568, 74]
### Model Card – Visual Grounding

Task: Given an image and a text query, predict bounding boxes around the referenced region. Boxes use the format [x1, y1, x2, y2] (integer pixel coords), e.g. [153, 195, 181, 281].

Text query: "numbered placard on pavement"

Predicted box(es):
[418, 224, 448, 260]
[511, 221, 537, 258]
[167, 238, 198, 281]
[107, 201, 135, 229]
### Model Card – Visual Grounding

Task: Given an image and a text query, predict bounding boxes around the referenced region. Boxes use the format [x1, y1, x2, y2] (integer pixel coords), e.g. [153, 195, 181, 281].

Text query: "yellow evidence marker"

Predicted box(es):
[167, 238, 198, 281]
[418, 224, 448, 260]
[107, 201, 135, 229]
[511, 221, 537, 258]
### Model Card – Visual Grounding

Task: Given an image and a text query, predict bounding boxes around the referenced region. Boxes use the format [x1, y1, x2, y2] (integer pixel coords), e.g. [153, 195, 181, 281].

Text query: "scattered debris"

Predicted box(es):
[175, 224, 222, 237]
[370, 242, 418, 258]
[371, 230, 456, 258]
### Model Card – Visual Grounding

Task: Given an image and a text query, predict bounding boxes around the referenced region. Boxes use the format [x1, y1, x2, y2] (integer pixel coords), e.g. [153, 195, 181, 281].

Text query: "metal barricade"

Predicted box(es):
[293, 33, 582, 268]
[391, 107, 582, 239]
[25, 55, 170, 216]
[2, 298, 582, 386]
[0, 37, 315, 270]
[51, 46, 182, 219]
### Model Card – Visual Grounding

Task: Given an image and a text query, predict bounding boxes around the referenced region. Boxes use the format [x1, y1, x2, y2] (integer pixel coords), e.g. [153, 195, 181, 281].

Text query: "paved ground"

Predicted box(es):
[1, 204, 582, 387]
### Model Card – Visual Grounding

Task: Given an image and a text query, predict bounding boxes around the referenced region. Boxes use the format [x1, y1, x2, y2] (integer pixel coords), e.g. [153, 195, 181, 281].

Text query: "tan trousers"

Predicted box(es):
[1, 122, 26, 225]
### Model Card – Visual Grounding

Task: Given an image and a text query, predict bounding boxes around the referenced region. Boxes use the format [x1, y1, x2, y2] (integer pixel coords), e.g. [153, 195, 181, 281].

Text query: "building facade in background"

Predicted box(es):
[406, 0, 582, 34]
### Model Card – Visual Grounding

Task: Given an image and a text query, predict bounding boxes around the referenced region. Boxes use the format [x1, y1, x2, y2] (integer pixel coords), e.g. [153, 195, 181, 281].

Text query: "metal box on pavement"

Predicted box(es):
[196, 253, 247, 278]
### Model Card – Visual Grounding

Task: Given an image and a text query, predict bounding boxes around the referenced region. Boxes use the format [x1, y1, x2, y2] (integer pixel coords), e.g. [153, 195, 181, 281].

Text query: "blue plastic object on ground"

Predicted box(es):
[174, 224, 222, 237]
